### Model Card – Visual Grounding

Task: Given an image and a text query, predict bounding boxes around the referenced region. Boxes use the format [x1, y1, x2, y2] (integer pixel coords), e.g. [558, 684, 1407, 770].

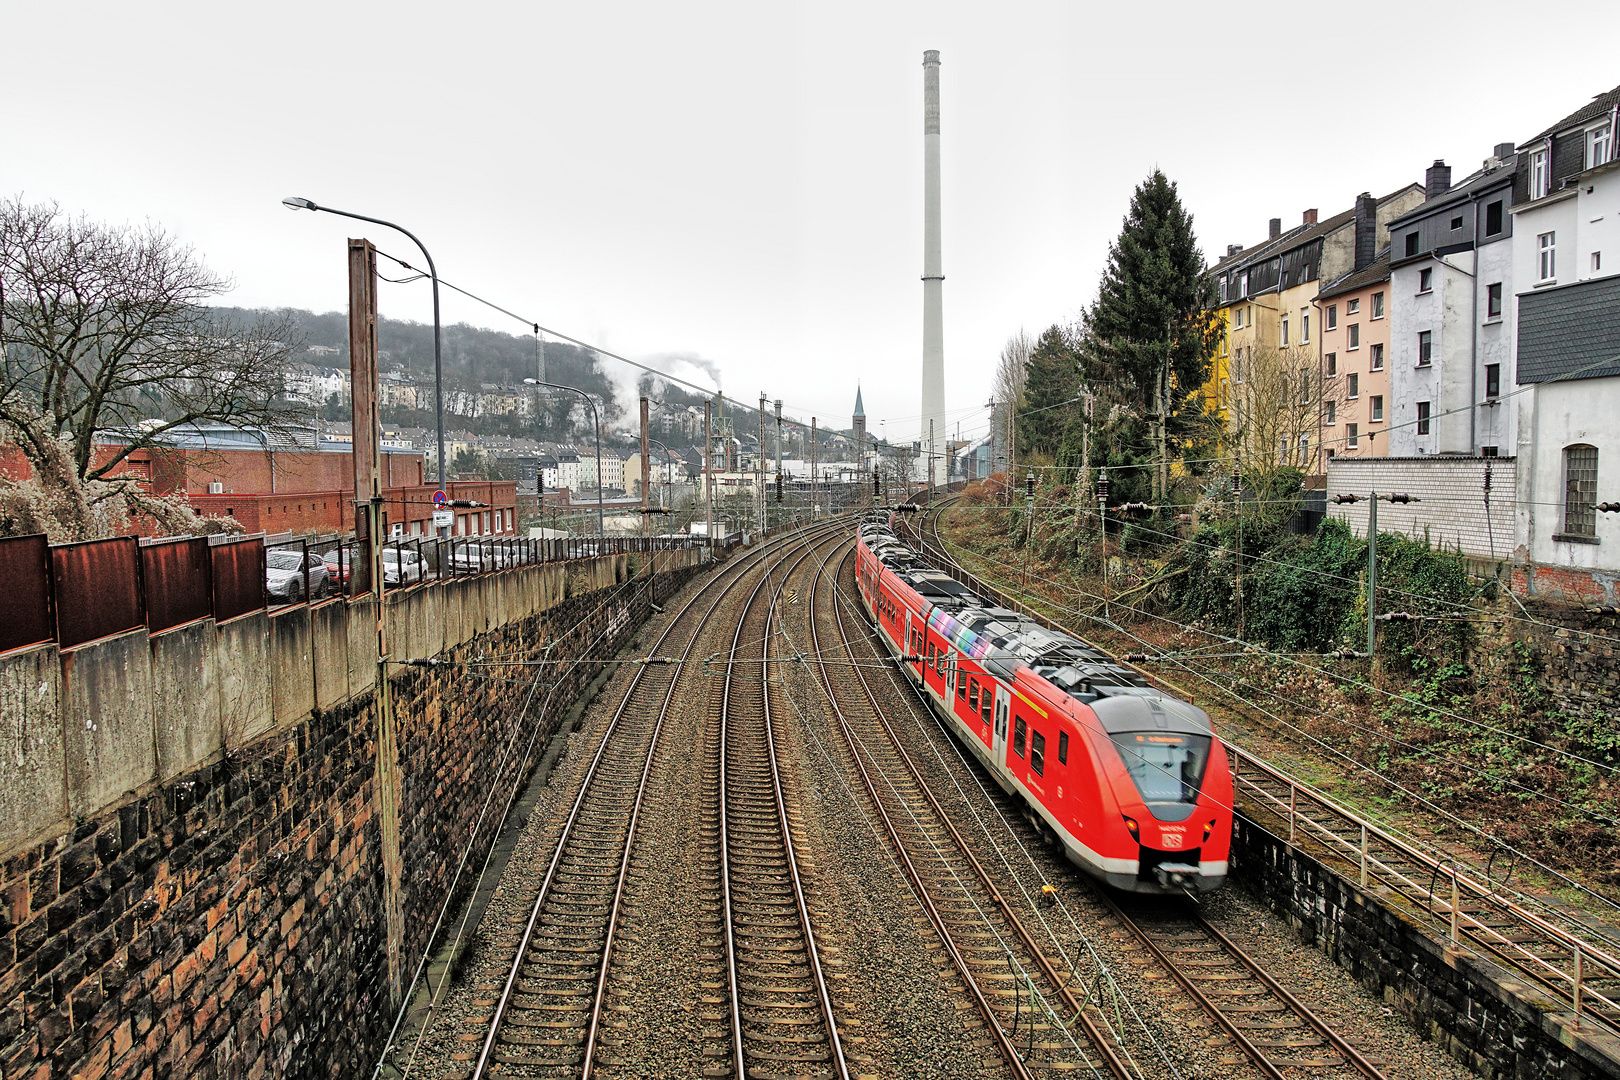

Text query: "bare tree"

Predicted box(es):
[1, 199, 306, 488]
[1227, 341, 1323, 477]
[991, 328, 1033, 472]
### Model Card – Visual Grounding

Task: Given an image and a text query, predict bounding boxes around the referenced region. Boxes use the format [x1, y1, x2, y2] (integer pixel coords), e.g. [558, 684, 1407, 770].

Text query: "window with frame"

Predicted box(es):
[1595, 252, 1603, 273]
[1347, 423, 1359, 449]
[1014, 715, 1027, 757]
[1371, 395, 1384, 422]
[1539, 232, 1556, 281]
[1348, 324, 1360, 349]
[1371, 343, 1385, 370]
[1219, 277, 1228, 302]
[1058, 731, 1069, 765]
[1219, 378, 1228, 406]
[1325, 400, 1336, 425]
[1417, 401, 1431, 435]
[1588, 124, 1612, 170]
[1348, 372, 1359, 399]
[1031, 731, 1046, 775]
[1326, 304, 1338, 330]
[1372, 291, 1384, 319]
[1234, 306, 1244, 329]
[980, 684, 991, 722]
[1280, 315, 1289, 346]
[1486, 364, 1501, 398]
[1419, 267, 1434, 292]
[1299, 369, 1311, 405]
[1418, 331, 1433, 365]
[1563, 444, 1599, 537]
[1326, 352, 1337, 377]
[1405, 232, 1420, 257]
[1301, 310, 1310, 344]
[1485, 200, 1504, 236]
[957, 666, 968, 700]
[1487, 282, 1502, 318]
[968, 678, 980, 713]
[1531, 148, 1550, 198]
[1347, 298, 1360, 314]
[1450, 215, 1464, 230]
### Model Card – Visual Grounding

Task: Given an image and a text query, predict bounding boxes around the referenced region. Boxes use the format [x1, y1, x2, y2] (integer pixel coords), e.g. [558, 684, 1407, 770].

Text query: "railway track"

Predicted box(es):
[468, 522, 845, 1079]
[706, 532, 849, 1080]
[914, 494, 1620, 1037]
[802, 539, 1129, 1080]
[842, 498, 1388, 1079]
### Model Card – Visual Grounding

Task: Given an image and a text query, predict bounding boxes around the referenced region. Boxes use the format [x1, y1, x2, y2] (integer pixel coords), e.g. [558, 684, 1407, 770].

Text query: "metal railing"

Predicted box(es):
[1230, 746, 1620, 1028]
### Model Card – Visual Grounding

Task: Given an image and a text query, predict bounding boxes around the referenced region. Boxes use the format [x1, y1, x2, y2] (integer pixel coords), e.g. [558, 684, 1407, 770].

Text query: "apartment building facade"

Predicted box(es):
[1511, 86, 1620, 589]
[1315, 242, 1392, 460]
[1207, 184, 1423, 471]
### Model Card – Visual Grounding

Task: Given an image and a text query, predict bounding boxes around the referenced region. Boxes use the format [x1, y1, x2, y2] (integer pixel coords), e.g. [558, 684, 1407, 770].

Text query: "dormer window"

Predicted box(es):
[1531, 148, 1550, 198]
[1587, 123, 1613, 170]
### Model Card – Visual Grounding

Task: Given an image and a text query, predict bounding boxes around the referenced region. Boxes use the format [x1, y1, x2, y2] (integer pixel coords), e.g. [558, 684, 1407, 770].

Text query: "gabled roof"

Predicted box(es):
[1209, 184, 1423, 278]
[1521, 85, 1620, 147]
[1316, 250, 1391, 302]
[1386, 161, 1516, 228]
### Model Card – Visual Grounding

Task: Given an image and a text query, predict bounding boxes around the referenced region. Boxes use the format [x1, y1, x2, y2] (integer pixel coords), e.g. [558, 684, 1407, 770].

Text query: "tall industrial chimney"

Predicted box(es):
[921, 50, 946, 488]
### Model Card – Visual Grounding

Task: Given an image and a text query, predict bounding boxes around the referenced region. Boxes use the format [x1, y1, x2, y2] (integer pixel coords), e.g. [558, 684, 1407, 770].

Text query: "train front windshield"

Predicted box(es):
[1111, 732, 1211, 804]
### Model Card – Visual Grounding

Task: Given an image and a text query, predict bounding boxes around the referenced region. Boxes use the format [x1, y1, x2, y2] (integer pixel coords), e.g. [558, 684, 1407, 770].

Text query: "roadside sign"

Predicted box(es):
[433, 509, 454, 528]
[432, 490, 448, 508]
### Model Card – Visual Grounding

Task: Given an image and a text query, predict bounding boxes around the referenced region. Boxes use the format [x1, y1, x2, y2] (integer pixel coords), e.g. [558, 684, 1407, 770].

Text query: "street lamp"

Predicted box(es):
[282, 196, 447, 532]
[526, 379, 604, 536]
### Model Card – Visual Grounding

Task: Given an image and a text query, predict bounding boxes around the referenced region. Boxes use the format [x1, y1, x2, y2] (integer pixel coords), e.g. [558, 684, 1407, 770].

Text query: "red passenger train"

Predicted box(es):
[854, 512, 1232, 894]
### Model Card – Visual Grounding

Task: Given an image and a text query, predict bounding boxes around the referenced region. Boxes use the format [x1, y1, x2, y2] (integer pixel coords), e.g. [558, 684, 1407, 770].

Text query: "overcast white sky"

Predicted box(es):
[6, 1, 1619, 446]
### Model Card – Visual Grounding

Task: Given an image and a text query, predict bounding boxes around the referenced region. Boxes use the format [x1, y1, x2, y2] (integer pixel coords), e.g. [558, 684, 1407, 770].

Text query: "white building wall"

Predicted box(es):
[1388, 262, 1441, 456]
[1474, 237, 1516, 454]
[1326, 456, 1515, 560]
[1436, 251, 1476, 455]
[1516, 377, 1620, 569]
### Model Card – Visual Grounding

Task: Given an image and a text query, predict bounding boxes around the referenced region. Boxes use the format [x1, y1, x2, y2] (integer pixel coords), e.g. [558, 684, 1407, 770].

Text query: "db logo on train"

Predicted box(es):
[1161, 832, 1185, 849]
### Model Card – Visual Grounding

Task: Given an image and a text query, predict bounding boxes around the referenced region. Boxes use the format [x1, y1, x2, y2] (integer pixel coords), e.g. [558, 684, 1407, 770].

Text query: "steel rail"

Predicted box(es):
[718, 530, 851, 1080]
[897, 501, 1385, 1080]
[915, 496, 1620, 1033]
[470, 520, 839, 1079]
[807, 539, 1090, 1080]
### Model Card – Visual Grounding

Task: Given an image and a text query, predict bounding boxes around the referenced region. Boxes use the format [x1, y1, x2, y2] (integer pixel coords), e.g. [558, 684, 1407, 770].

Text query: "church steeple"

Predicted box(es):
[853, 386, 865, 418]
[852, 386, 867, 449]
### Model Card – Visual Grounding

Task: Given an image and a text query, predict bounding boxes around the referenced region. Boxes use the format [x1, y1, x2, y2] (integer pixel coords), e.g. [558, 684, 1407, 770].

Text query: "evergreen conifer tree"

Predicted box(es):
[1081, 170, 1220, 498]
[1015, 323, 1079, 458]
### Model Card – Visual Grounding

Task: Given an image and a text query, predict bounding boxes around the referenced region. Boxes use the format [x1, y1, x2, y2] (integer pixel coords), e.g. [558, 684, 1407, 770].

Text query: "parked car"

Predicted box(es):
[382, 548, 424, 586]
[323, 548, 353, 586]
[266, 549, 329, 603]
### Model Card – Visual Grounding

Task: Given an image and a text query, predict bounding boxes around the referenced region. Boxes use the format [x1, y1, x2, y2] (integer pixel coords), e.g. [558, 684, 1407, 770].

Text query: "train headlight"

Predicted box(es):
[1203, 818, 1217, 843]
[1122, 816, 1139, 840]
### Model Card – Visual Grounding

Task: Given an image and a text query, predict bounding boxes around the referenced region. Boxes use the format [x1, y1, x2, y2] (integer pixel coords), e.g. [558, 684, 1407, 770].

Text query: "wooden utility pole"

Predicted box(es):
[704, 399, 714, 544]
[639, 396, 651, 537]
[810, 418, 819, 519]
[349, 238, 404, 1008]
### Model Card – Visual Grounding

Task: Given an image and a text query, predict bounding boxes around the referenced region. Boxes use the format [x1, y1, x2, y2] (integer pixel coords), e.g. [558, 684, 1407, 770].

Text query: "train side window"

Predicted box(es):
[957, 667, 968, 700]
[982, 687, 992, 723]
[1058, 731, 1069, 765]
[1014, 716, 1026, 757]
[1031, 731, 1045, 776]
[968, 678, 980, 712]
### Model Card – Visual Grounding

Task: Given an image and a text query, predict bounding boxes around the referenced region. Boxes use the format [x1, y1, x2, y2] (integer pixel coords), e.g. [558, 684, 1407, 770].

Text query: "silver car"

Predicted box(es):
[266, 549, 329, 603]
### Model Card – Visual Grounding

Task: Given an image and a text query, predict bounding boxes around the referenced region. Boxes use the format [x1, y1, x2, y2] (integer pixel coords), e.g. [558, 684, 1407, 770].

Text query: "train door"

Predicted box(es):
[992, 685, 1011, 764]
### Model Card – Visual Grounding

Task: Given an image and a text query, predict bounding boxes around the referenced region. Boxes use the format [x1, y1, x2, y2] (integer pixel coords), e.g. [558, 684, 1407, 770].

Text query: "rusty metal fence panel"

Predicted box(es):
[211, 538, 266, 622]
[141, 537, 212, 633]
[53, 536, 143, 649]
[0, 534, 54, 653]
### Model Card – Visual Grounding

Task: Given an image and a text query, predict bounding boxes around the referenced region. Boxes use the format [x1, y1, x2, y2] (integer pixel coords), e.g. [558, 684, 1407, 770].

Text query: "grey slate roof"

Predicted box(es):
[1516, 275, 1620, 385]
[1521, 85, 1620, 146]
[1385, 161, 1515, 228]
[1316, 250, 1392, 302]
[1209, 184, 1422, 279]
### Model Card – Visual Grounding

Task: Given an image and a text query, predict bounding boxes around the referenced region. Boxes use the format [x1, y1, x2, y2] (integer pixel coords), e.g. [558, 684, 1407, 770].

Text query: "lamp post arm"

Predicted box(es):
[532, 379, 605, 536]
[298, 201, 446, 498]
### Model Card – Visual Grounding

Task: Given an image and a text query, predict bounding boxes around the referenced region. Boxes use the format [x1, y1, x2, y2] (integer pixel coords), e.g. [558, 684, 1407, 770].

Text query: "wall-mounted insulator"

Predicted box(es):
[1332, 494, 1362, 504]
[1383, 493, 1419, 504]
[1598, 503, 1620, 514]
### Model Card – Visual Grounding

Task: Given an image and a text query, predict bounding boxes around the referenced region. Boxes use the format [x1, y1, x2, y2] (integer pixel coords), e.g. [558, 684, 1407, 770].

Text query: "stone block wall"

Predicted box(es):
[0, 550, 702, 1080]
[1231, 815, 1620, 1080]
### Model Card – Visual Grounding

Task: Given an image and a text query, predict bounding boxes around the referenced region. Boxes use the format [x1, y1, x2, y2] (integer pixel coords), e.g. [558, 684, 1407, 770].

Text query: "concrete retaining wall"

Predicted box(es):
[0, 546, 706, 1080]
[1232, 814, 1620, 1080]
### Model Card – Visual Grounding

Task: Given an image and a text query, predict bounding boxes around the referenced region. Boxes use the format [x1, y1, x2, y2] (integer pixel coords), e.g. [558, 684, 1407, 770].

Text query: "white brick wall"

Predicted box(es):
[1326, 456, 1515, 560]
